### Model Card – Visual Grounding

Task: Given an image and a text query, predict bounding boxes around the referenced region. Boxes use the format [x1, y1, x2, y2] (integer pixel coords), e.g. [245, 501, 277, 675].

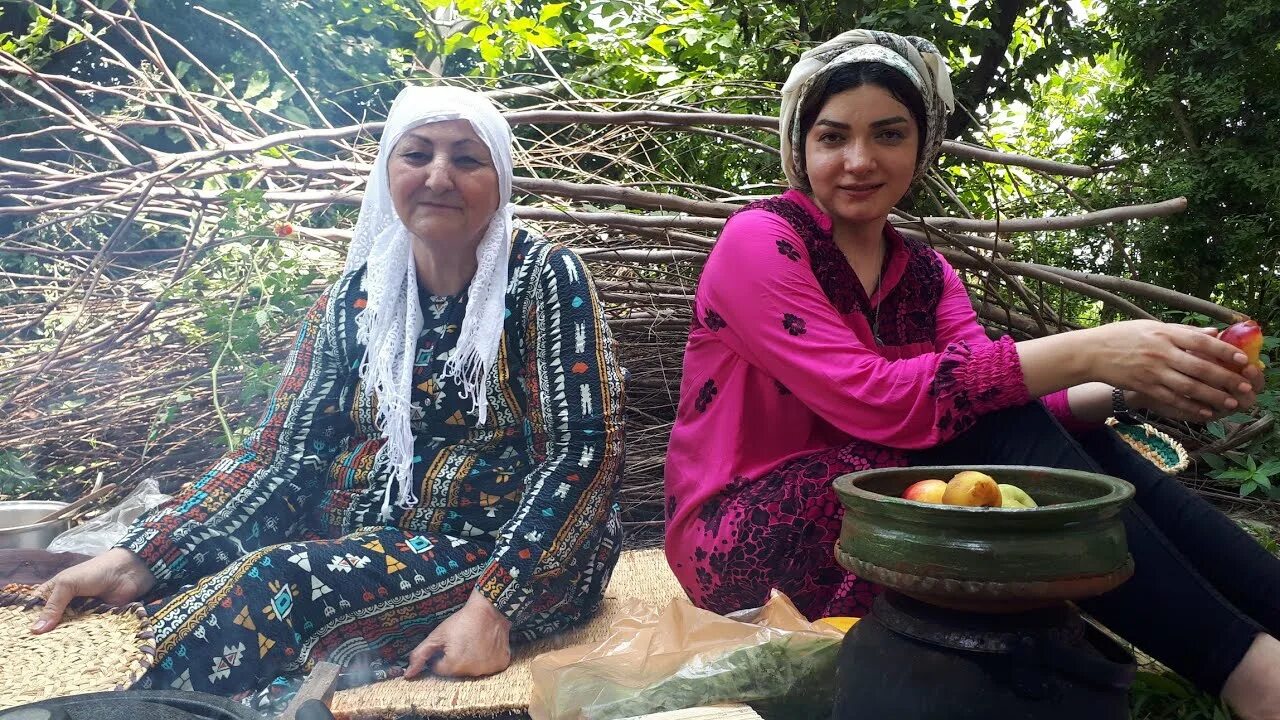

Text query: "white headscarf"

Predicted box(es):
[779, 29, 955, 189]
[344, 85, 515, 521]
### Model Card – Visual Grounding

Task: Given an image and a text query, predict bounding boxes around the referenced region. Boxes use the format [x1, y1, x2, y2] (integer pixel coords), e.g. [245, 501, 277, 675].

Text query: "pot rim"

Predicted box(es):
[833, 465, 1135, 519]
[0, 500, 70, 536]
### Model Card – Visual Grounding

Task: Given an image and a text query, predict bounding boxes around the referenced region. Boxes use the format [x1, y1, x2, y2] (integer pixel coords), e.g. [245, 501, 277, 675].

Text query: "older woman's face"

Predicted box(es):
[387, 119, 500, 247]
[804, 84, 918, 228]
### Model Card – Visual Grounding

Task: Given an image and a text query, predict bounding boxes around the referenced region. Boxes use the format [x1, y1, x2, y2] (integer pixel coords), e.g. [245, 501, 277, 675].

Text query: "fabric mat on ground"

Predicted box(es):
[0, 550, 92, 586]
[330, 548, 685, 720]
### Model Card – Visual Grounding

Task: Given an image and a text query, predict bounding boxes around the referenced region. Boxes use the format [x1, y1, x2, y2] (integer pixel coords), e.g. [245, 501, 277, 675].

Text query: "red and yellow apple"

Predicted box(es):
[942, 471, 1001, 507]
[1220, 320, 1265, 371]
[901, 479, 947, 504]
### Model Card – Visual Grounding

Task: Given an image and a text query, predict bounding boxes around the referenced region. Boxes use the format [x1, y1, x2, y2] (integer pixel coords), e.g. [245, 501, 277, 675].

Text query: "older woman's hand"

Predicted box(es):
[405, 589, 512, 679]
[31, 548, 155, 634]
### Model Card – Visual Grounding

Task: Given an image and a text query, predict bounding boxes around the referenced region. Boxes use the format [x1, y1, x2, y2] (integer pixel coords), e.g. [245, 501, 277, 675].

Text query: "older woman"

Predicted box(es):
[665, 31, 1280, 719]
[33, 86, 625, 702]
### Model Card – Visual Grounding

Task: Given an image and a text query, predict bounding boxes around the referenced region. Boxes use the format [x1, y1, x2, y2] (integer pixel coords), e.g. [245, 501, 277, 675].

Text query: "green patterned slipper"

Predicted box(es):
[1106, 418, 1191, 475]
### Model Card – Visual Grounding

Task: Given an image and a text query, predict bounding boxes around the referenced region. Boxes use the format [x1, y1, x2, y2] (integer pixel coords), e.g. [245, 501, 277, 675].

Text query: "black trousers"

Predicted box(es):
[916, 402, 1280, 694]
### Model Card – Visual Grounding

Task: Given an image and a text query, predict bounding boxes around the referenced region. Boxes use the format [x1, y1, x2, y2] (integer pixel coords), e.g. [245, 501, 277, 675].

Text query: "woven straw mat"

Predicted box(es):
[330, 547, 686, 720]
[0, 584, 157, 710]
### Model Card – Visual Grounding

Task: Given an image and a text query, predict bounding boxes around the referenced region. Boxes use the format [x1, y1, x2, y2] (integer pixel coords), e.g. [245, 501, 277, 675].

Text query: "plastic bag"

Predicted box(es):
[528, 590, 844, 720]
[46, 479, 171, 555]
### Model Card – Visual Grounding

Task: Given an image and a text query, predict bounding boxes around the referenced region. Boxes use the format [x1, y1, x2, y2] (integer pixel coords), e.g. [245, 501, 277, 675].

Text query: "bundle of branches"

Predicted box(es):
[0, 3, 1268, 533]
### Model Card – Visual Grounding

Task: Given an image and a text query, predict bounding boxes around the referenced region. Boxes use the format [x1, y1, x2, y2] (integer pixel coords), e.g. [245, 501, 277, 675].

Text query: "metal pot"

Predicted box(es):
[0, 501, 71, 550]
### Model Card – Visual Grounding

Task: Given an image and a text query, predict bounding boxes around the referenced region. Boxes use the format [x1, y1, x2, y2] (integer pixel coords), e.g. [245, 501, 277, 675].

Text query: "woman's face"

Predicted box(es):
[803, 84, 919, 228]
[387, 119, 501, 248]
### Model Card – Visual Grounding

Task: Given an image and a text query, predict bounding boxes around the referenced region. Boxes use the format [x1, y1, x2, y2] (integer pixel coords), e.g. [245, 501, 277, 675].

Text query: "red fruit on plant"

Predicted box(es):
[274, 223, 295, 237]
[1220, 320, 1265, 370]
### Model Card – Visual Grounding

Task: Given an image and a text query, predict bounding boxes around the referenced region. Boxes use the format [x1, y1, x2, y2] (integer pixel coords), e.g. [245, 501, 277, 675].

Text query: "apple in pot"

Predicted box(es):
[942, 471, 1002, 507]
[902, 479, 947, 504]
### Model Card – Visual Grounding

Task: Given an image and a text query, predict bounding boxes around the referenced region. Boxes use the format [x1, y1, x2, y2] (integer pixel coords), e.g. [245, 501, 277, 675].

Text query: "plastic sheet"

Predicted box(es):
[529, 590, 843, 720]
[46, 480, 171, 556]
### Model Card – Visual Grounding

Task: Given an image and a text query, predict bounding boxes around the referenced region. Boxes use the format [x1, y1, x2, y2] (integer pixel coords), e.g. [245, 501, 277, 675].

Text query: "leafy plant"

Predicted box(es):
[1203, 450, 1280, 500]
[1236, 518, 1279, 555]
[0, 451, 44, 497]
[1198, 332, 1279, 499]
[1129, 670, 1233, 720]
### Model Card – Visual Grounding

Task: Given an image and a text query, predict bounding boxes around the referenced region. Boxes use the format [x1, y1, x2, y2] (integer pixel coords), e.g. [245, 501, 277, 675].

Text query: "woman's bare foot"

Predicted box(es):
[1222, 633, 1280, 720]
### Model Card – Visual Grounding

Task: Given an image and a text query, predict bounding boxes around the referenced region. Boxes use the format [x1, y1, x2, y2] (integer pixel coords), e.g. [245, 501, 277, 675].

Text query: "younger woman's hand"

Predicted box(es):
[1090, 321, 1255, 420]
[1129, 326, 1266, 422]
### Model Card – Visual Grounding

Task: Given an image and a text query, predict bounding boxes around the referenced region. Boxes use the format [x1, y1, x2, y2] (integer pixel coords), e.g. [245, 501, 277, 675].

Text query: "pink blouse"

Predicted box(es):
[664, 190, 1084, 566]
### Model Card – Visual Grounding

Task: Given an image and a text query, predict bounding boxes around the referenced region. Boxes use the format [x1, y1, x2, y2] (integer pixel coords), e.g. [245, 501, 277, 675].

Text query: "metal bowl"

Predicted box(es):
[0, 501, 71, 550]
[832, 466, 1135, 612]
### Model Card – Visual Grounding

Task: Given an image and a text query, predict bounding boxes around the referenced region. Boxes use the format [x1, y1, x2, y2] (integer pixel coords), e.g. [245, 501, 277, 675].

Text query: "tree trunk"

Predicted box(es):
[947, 0, 1028, 139]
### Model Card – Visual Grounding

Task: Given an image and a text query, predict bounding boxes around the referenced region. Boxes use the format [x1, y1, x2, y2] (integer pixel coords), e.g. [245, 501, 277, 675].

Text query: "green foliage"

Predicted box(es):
[1129, 670, 1233, 720]
[0, 0, 1138, 207]
[1204, 449, 1280, 500]
[182, 236, 325, 448]
[1200, 334, 1280, 499]
[0, 451, 43, 497]
[0, 0, 415, 141]
[138, 180, 332, 450]
[1068, 0, 1279, 322]
[2, 0, 1106, 146]
[552, 0, 794, 91]
[934, 0, 1279, 339]
[1237, 517, 1280, 555]
[718, 0, 1109, 138]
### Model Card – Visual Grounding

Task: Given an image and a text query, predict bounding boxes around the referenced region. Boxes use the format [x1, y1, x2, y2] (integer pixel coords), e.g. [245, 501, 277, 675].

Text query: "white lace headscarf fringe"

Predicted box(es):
[343, 85, 515, 521]
[779, 29, 955, 190]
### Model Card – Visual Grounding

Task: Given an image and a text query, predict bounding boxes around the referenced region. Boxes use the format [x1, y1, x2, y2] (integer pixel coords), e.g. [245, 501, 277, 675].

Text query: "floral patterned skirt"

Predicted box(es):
[670, 440, 906, 620]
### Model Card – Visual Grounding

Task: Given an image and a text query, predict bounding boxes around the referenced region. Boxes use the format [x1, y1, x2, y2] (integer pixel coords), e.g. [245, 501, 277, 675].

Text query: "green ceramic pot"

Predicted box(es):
[832, 466, 1136, 612]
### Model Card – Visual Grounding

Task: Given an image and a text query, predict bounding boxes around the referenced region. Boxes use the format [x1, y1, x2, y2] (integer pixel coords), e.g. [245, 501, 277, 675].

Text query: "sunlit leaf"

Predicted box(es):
[539, 2, 569, 23]
[243, 70, 271, 101]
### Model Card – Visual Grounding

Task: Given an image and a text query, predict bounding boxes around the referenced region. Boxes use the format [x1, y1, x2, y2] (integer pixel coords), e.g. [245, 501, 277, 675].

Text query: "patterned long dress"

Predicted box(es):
[117, 230, 625, 702]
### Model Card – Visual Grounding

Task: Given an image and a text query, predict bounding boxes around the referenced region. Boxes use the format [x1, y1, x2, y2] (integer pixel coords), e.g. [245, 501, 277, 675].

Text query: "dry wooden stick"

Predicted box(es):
[925, 198, 1188, 233]
[940, 249, 1155, 321]
[516, 177, 738, 217]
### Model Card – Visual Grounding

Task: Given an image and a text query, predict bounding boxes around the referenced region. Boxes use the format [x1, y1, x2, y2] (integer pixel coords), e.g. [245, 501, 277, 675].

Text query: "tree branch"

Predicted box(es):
[924, 197, 1188, 233]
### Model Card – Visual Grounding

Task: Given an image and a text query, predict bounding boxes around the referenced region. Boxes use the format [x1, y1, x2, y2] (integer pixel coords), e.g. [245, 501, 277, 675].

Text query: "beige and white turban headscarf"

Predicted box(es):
[779, 29, 956, 190]
[344, 85, 515, 520]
